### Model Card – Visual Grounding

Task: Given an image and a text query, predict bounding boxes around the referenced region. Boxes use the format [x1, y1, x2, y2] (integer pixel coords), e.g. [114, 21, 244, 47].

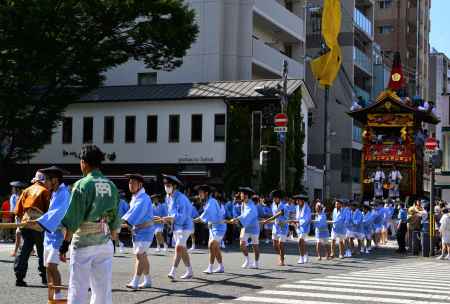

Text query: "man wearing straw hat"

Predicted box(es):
[14, 170, 51, 287]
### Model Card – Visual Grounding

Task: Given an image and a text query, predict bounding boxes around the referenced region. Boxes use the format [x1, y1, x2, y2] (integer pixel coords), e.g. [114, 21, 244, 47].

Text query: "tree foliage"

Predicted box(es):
[0, 0, 198, 164]
[223, 104, 252, 194]
[286, 91, 305, 194]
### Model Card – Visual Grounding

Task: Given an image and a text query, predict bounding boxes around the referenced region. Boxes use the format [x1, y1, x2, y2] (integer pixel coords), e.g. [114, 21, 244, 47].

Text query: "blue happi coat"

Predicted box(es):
[332, 208, 346, 235]
[37, 183, 71, 249]
[296, 203, 312, 235]
[314, 211, 329, 239]
[350, 208, 364, 234]
[237, 200, 260, 235]
[199, 196, 227, 238]
[373, 207, 383, 230]
[272, 201, 289, 236]
[118, 199, 129, 218]
[153, 202, 168, 231]
[122, 188, 154, 242]
[166, 190, 194, 232]
[363, 210, 374, 236]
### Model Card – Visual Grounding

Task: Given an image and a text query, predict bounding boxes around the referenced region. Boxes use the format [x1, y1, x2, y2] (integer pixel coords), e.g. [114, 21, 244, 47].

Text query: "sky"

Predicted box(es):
[430, 0, 450, 56]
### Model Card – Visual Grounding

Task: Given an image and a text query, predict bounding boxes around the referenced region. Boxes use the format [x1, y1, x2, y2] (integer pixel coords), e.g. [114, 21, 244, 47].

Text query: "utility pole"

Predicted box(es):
[280, 60, 288, 192]
[323, 86, 329, 201]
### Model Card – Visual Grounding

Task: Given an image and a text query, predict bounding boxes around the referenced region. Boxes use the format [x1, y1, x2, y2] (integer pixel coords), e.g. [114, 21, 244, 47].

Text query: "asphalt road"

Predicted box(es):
[0, 240, 445, 304]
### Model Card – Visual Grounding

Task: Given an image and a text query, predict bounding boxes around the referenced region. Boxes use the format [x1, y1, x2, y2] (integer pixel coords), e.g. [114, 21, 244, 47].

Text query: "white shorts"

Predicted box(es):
[209, 233, 224, 243]
[316, 238, 328, 243]
[133, 241, 151, 255]
[44, 247, 60, 266]
[173, 230, 193, 247]
[331, 231, 346, 241]
[375, 227, 382, 233]
[365, 233, 372, 240]
[442, 235, 450, 245]
[272, 234, 287, 242]
[154, 227, 164, 233]
[240, 233, 260, 245]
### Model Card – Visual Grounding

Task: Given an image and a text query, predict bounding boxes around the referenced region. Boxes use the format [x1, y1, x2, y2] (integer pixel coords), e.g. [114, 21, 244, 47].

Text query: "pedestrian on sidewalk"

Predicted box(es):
[437, 208, 450, 260]
[396, 203, 408, 254]
[122, 173, 155, 289]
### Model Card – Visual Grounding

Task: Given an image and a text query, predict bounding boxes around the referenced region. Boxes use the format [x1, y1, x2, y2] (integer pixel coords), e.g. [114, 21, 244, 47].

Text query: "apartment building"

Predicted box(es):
[375, 0, 430, 100]
[306, 0, 375, 200]
[105, 0, 307, 84]
[429, 50, 450, 200]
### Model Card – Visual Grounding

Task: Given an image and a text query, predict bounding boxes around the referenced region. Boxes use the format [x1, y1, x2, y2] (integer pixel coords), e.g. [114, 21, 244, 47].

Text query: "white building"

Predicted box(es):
[26, 80, 314, 190]
[105, 0, 306, 85]
[429, 51, 450, 201]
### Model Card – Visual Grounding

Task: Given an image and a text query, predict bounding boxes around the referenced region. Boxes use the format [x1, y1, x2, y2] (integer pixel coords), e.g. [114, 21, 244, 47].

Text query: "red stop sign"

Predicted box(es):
[425, 137, 438, 151]
[274, 113, 288, 127]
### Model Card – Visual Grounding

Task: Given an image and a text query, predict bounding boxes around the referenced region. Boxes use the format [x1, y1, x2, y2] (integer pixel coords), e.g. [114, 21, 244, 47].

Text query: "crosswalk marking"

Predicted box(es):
[278, 284, 450, 300]
[224, 261, 450, 304]
[260, 289, 450, 304]
[323, 275, 450, 287]
[304, 279, 450, 293]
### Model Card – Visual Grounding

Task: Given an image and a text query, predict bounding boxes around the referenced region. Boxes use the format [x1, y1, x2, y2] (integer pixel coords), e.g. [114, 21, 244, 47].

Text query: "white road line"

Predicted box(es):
[352, 271, 450, 279]
[277, 284, 449, 300]
[325, 273, 450, 284]
[322, 275, 450, 287]
[260, 290, 450, 304]
[234, 297, 342, 304]
[305, 279, 450, 292]
[296, 280, 450, 295]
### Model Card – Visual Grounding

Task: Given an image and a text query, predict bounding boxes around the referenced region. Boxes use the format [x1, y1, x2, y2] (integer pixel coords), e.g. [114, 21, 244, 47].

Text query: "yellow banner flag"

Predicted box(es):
[310, 0, 342, 87]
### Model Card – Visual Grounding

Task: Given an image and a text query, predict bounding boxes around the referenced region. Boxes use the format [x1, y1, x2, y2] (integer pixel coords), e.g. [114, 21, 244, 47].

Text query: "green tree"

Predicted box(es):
[224, 104, 252, 194]
[286, 91, 305, 194]
[0, 0, 198, 178]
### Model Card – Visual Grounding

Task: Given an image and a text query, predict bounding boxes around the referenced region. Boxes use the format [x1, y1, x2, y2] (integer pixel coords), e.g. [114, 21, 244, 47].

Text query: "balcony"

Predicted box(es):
[252, 37, 304, 79]
[353, 46, 372, 75]
[253, 0, 305, 43]
[354, 8, 373, 39]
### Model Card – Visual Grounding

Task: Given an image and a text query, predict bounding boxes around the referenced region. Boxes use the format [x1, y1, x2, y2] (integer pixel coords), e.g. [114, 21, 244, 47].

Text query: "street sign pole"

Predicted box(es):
[425, 138, 438, 257]
[280, 60, 288, 192]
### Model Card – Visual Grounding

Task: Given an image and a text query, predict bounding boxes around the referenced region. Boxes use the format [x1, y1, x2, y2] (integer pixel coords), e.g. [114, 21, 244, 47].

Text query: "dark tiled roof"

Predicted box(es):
[79, 79, 305, 102]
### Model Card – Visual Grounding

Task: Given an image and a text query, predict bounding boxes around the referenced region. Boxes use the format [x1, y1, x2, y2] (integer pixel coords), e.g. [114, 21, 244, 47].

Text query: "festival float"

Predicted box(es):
[348, 52, 439, 200]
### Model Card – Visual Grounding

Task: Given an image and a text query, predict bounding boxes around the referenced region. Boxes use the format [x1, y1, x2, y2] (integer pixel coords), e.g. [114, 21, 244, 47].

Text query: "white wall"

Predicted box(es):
[31, 99, 227, 164]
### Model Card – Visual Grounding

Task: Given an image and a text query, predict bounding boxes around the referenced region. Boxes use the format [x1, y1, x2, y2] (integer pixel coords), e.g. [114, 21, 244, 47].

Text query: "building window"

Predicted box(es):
[146, 115, 158, 143]
[104, 116, 114, 143]
[125, 116, 136, 143]
[169, 115, 180, 143]
[83, 117, 93, 143]
[378, 25, 394, 34]
[191, 114, 203, 142]
[252, 111, 262, 158]
[309, 7, 322, 33]
[62, 117, 73, 144]
[379, 0, 392, 9]
[138, 72, 157, 85]
[214, 114, 226, 142]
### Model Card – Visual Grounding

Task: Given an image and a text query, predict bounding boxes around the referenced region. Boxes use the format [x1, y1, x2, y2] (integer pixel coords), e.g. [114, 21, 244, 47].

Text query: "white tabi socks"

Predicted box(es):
[203, 264, 213, 274]
[241, 256, 250, 268]
[213, 263, 224, 273]
[180, 266, 193, 279]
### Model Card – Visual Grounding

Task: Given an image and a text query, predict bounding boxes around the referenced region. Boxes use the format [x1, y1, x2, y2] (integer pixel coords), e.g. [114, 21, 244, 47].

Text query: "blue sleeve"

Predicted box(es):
[37, 190, 70, 233]
[199, 202, 211, 223]
[353, 211, 363, 225]
[237, 206, 256, 227]
[122, 197, 148, 225]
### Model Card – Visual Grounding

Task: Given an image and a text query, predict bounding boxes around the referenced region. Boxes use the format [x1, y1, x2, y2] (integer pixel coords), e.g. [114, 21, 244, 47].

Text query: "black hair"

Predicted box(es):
[80, 144, 104, 168]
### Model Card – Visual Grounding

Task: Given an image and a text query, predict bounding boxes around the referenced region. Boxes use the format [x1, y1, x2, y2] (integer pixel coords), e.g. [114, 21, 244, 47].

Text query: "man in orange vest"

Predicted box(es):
[14, 170, 51, 287]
